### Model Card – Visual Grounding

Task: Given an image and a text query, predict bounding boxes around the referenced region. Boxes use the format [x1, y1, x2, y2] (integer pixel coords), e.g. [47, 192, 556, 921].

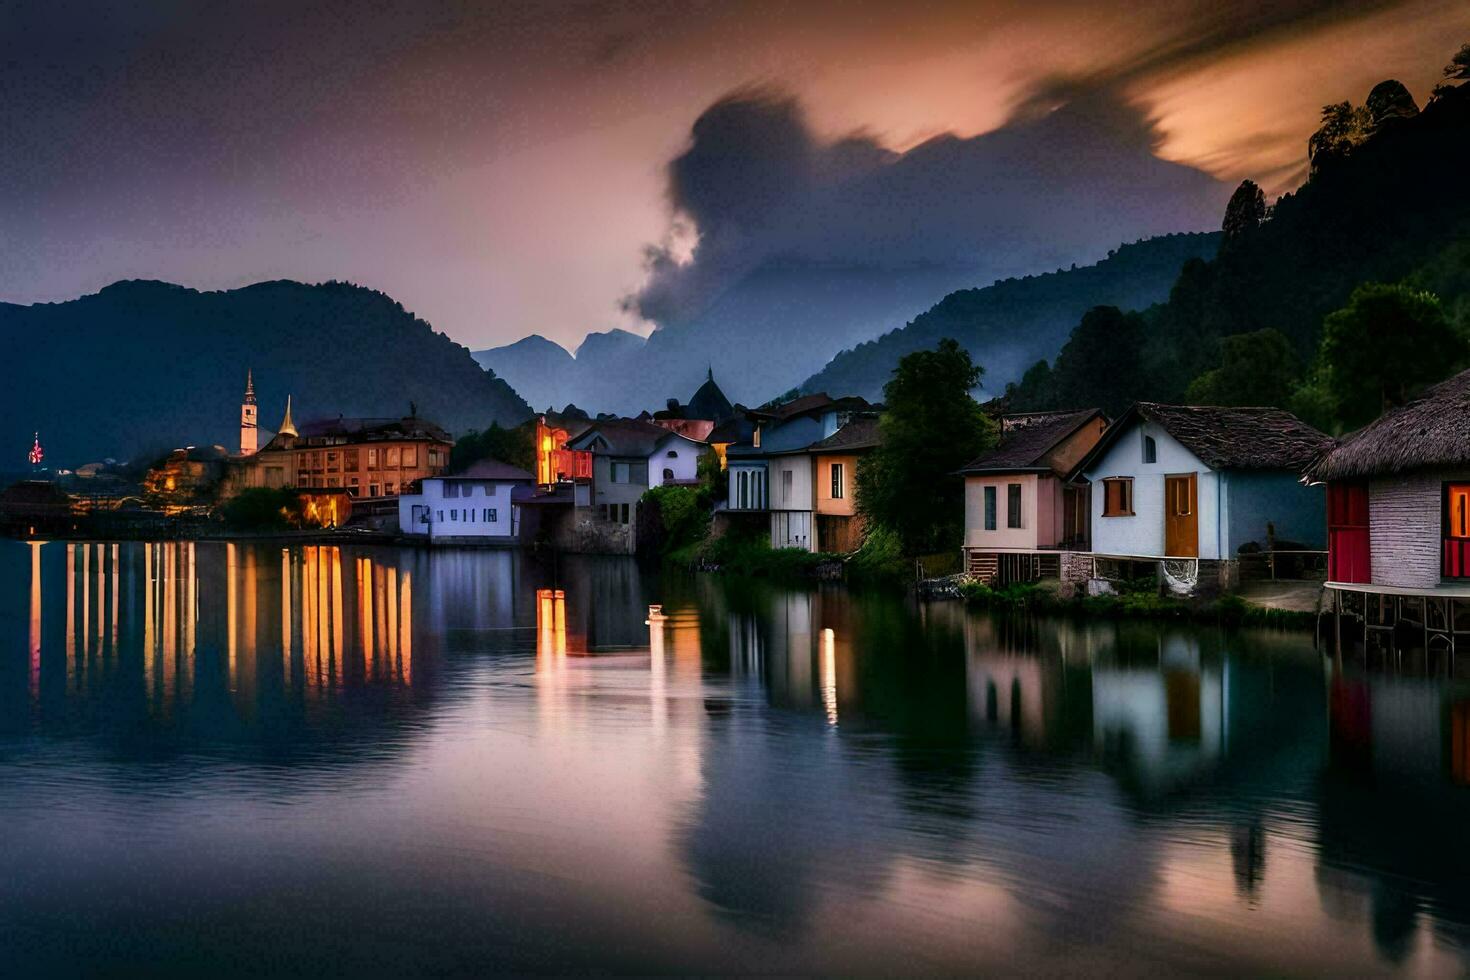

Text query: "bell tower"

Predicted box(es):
[240, 369, 259, 456]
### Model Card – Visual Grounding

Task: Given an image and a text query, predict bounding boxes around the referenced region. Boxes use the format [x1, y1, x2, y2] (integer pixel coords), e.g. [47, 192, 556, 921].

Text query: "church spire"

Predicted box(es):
[244, 369, 256, 404]
[278, 395, 298, 439]
[239, 369, 259, 455]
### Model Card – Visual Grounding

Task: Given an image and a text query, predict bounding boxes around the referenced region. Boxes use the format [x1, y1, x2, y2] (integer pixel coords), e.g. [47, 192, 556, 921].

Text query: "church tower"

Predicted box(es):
[240, 370, 259, 456]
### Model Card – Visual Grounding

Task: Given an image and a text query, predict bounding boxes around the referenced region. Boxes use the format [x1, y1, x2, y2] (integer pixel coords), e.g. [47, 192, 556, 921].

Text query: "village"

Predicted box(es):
[5, 351, 1470, 658]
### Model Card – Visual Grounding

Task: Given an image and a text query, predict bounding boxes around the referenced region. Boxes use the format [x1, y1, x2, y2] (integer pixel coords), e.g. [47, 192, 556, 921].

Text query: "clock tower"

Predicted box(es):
[240, 370, 259, 456]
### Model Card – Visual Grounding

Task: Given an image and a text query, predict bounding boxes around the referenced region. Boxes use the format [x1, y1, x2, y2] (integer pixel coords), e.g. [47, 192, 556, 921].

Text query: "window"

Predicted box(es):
[450, 509, 458, 521]
[436, 510, 443, 522]
[445, 483, 460, 498]
[984, 486, 997, 531]
[753, 427, 762, 449]
[385, 483, 396, 495]
[485, 508, 497, 522]
[738, 471, 749, 509]
[1007, 483, 1022, 528]
[666, 449, 678, 458]
[663, 468, 674, 481]
[1143, 435, 1157, 464]
[1102, 478, 1133, 517]
[346, 449, 359, 469]
[403, 447, 417, 467]
[613, 461, 631, 483]
[370, 483, 381, 497]
[368, 448, 378, 468]
[782, 469, 793, 503]
[387, 447, 400, 467]
[830, 462, 845, 500]
[1445, 484, 1470, 577]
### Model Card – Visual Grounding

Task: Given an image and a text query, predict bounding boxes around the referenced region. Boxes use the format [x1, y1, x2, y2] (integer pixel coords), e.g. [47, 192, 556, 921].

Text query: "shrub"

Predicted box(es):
[219, 487, 303, 531]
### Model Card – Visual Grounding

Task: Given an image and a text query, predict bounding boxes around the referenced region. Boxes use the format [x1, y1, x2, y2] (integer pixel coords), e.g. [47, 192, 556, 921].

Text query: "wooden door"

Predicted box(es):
[1164, 473, 1198, 558]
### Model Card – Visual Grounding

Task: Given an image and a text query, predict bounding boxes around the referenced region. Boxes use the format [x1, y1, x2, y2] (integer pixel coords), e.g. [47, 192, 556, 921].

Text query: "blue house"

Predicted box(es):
[1071, 403, 1330, 592]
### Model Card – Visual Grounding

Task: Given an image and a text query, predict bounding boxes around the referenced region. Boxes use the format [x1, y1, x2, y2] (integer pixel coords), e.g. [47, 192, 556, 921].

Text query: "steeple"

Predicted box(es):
[278, 395, 298, 439]
[239, 369, 259, 455]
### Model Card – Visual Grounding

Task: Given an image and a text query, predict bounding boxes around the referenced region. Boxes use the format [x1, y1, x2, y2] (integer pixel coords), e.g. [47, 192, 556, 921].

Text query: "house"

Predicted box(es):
[534, 411, 593, 486]
[397, 458, 535, 544]
[809, 414, 880, 553]
[1306, 368, 1470, 594]
[1072, 403, 1331, 592]
[959, 409, 1107, 584]
[564, 417, 709, 551]
[724, 394, 872, 552]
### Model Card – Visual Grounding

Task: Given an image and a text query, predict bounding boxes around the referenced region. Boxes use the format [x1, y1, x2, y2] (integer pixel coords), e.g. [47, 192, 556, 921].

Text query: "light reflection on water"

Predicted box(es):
[0, 540, 1468, 975]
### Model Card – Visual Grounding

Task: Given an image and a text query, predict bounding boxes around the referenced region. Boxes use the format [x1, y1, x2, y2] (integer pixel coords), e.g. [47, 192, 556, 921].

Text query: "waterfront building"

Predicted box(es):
[397, 459, 535, 543]
[1307, 369, 1470, 647]
[534, 411, 593, 486]
[809, 414, 880, 553]
[959, 408, 1107, 584]
[1072, 403, 1329, 592]
[724, 394, 873, 552]
[235, 405, 452, 500]
[564, 417, 709, 552]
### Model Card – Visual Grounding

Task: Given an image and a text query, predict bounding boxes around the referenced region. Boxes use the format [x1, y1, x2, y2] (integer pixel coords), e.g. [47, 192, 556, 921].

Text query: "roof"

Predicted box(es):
[443, 459, 534, 482]
[1073, 403, 1330, 477]
[961, 409, 1103, 474]
[708, 415, 754, 445]
[686, 370, 735, 422]
[1307, 368, 1470, 481]
[512, 483, 574, 505]
[569, 417, 691, 457]
[746, 393, 871, 423]
[273, 415, 452, 447]
[809, 415, 882, 453]
[651, 418, 714, 442]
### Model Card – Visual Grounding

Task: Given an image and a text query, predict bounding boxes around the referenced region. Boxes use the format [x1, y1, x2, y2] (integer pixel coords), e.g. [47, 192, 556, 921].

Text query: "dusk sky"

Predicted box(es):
[3, 0, 1466, 352]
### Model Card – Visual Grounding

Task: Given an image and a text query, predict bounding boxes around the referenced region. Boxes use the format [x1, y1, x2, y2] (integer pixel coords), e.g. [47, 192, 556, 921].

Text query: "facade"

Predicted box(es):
[234, 406, 452, 501]
[1074, 403, 1330, 591]
[398, 459, 534, 543]
[810, 416, 880, 553]
[960, 409, 1107, 583]
[724, 394, 873, 552]
[1308, 369, 1470, 594]
[564, 417, 709, 552]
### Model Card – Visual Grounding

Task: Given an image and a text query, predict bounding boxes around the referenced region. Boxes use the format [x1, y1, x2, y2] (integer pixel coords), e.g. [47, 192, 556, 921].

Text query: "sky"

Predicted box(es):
[2, 0, 1466, 352]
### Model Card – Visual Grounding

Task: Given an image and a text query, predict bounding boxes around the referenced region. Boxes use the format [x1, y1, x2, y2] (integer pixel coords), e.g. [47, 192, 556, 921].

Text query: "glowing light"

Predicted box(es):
[821, 627, 838, 726]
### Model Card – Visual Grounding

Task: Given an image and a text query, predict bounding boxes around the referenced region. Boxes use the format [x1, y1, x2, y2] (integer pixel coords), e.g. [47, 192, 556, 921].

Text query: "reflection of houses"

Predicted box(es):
[1307, 370, 1470, 651]
[397, 459, 534, 544]
[724, 394, 875, 553]
[1073, 403, 1329, 593]
[960, 409, 1107, 584]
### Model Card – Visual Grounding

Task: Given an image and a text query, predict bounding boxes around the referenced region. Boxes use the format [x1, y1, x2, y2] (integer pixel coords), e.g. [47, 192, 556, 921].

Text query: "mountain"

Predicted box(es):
[0, 279, 532, 467]
[474, 328, 647, 414]
[798, 233, 1220, 402]
[1006, 71, 1470, 417]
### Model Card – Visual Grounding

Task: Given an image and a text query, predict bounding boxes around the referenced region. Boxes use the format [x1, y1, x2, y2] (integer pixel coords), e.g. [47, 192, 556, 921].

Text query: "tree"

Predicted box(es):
[1221, 180, 1267, 244]
[1445, 42, 1470, 81]
[1046, 306, 1154, 417]
[1365, 79, 1419, 128]
[1314, 283, 1464, 429]
[1184, 329, 1300, 407]
[857, 339, 996, 555]
[1308, 101, 1372, 174]
[450, 421, 535, 472]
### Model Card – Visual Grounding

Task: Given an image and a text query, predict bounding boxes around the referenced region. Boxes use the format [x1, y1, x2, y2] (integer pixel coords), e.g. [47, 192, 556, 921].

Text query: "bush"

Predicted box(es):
[847, 525, 909, 585]
[641, 484, 710, 556]
[219, 488, 303, 531]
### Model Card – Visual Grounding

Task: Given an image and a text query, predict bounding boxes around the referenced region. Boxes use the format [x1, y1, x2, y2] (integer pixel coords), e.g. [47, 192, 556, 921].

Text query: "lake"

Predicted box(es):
[1, 540, 1468, 975]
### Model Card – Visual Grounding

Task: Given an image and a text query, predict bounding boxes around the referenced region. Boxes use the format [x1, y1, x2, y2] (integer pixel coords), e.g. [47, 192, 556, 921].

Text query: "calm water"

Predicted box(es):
[2, 541, 1469, 975]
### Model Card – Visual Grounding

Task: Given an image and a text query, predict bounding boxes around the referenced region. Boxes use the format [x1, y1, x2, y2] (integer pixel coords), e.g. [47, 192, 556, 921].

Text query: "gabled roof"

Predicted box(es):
[568, 418, 700, 457]
[746, 393, 871, 423]
[1307, 368, 1470, 481]
[443, 459, 534, 482]
[961, 409, 1104, 474]
[809, 415, 882, 453]
[1072, 402, 1330, 478]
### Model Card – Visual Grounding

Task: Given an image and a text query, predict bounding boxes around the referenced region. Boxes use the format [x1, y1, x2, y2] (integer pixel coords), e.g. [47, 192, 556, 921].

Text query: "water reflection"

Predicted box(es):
[2, 542, 1470, 974]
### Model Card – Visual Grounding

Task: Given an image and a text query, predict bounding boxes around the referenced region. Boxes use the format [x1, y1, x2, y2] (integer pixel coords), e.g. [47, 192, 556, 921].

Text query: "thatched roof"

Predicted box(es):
[1307, 368, 1470, 481]
[1071, 402, 1330, 478]
[961, 409, 1103, 474]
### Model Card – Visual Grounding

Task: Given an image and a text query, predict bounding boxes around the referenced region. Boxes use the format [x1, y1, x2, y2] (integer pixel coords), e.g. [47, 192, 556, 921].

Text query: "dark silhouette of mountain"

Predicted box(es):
[1008, 70, 1470, 415]
[799, 233, 1220, 402]
[472, 334, 576, 410]
[0, 279, 531, 467]
[474, 327, 646, 414]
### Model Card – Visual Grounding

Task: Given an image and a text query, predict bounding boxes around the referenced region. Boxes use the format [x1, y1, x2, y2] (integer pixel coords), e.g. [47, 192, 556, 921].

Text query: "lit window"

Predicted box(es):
[1448, 485, 1470, 539]
[1102, 478, 1133, 517]
[403, 447, 417, 467]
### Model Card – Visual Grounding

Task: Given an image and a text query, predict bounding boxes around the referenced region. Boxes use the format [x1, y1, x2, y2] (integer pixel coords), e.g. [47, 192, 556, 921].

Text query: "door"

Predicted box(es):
[1164, 473, 1198, 558]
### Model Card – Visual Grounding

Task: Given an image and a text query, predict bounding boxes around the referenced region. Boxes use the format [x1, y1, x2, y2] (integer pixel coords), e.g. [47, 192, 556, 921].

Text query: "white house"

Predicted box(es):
[398, 459, 535, 544]
[1073, 403, 1330, 590]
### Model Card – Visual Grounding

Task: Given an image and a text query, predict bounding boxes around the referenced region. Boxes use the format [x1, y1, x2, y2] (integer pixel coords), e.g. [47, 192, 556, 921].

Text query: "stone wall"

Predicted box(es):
[555, 506, 636, 555]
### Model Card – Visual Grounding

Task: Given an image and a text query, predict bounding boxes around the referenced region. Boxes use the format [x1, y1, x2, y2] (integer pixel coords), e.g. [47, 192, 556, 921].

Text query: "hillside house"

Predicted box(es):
[960, 409, 1107, 584]
[1073, 403, 1330, 593]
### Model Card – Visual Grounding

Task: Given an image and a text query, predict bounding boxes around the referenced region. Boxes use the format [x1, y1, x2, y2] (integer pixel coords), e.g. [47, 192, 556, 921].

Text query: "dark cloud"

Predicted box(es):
[628, 84, 1227, 327]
